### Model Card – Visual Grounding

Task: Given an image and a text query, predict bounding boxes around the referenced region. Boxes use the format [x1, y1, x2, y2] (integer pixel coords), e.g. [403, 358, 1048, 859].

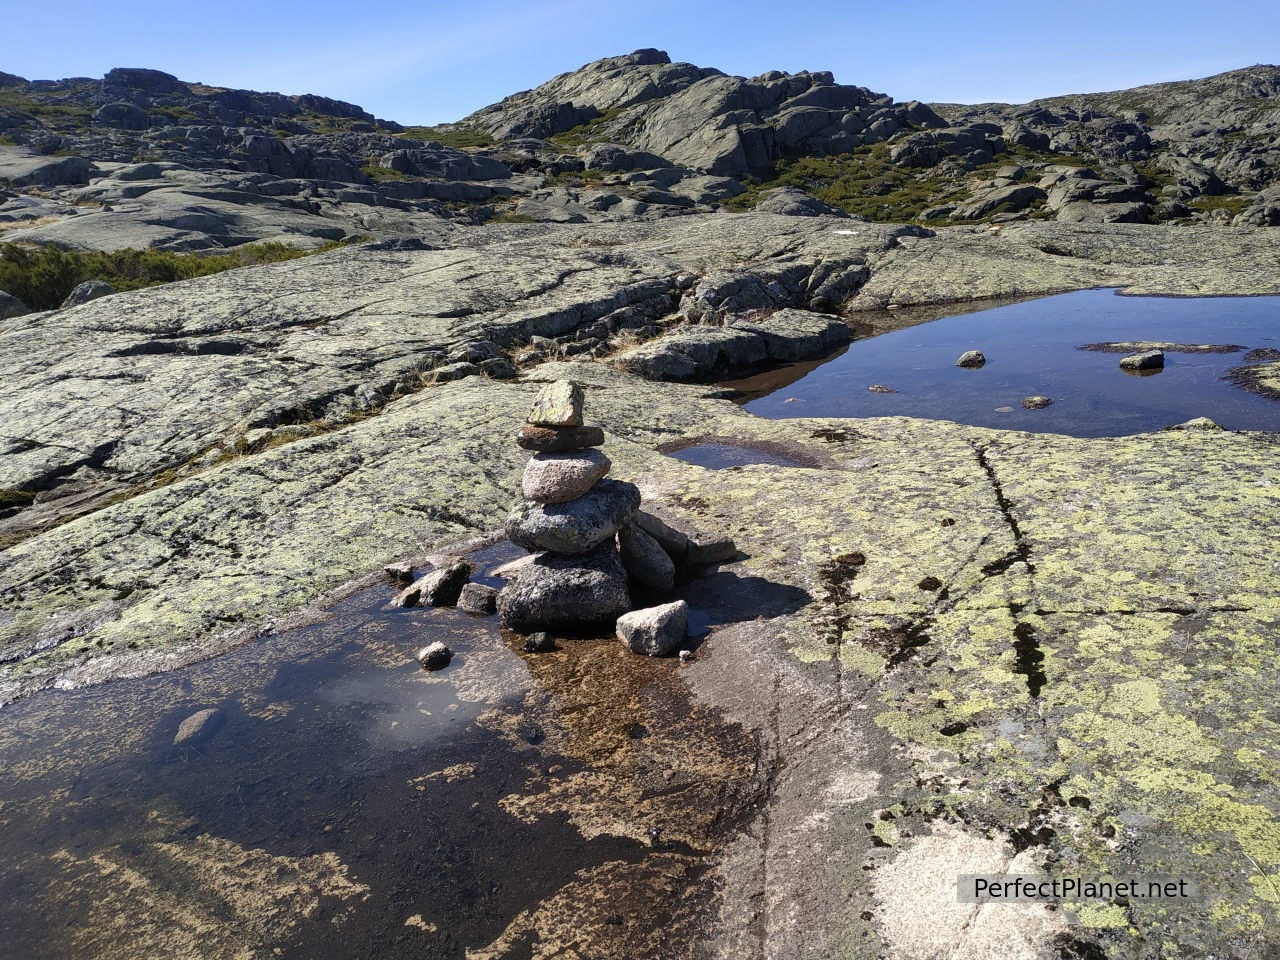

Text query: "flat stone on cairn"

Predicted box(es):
[527, 380, 584, 427]
[517, 424, 605, 452]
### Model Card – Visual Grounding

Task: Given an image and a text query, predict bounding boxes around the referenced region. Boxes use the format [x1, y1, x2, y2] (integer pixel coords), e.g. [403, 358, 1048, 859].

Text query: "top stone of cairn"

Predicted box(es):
[528, 380, 584, 428]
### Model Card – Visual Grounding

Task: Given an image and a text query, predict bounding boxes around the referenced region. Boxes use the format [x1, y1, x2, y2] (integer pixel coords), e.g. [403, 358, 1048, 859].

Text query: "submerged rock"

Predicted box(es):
[516, 424, 605, 452]
[506, 479, 641, 553]
[416, 641, 452, 671]
[956, 350, 986, 368]
[522, 631, 556, 653]
[528, 380, 584, 428]
[498, 541, 631, 632]
[618, 522, 676, 593]
[1119, 349, 1165, 370]
[173, 707, 225, 746]
[617, 600, 689, 656]
[521, 448, 612, 504]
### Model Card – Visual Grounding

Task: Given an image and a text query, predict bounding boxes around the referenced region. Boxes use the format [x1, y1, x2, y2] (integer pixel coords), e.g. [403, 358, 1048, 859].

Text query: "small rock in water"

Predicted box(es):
[522, 632, 556, 653]
[521, 448, 612, 503]
[1119, 349, 1165, 371]
[957, 350, 986, 368]
[458, 582, 499, 615]
[617, 600, 690, 657]
[174, 707, 225, 746]
[994, 406, 1015, 413]
[384, 561, 414, 582]
[678, 649, 694, 663]
[1022, 396, 1053, 409]
[417, 641, 452, 671]
[517, 424, 605, 452]
[393, 559, 471, 607]
[527, 380, 584, 428]
[868, 384, 897, 393]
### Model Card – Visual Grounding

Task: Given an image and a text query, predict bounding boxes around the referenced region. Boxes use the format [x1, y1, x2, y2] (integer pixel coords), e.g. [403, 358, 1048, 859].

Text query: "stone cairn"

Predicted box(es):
[498, 380, 736, 657]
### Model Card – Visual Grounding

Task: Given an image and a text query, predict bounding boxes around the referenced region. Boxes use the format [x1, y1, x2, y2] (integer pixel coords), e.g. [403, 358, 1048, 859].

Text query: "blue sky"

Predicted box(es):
[3, 1, 1277, 124]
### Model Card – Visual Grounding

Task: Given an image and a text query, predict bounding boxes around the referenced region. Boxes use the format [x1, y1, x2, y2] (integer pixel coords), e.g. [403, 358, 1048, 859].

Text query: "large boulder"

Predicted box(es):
[950, 184, 1047, 220]
[0, 290, 30, 320]
[752, 187, 850, 218]
[61, 280, 116, 309]
[506, 479, 641, 553]
[378, 146, 511, 181]
[94, 102, 149, 131]
[497, 541, 631, 632]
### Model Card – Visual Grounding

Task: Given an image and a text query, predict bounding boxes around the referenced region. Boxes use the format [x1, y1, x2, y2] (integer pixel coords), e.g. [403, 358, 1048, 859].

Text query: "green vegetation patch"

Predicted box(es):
[1191, 194, 1252, 217]
[0, 241, 342, 311]
[397, 125, 495, 149]
[549, 108, 627, 148]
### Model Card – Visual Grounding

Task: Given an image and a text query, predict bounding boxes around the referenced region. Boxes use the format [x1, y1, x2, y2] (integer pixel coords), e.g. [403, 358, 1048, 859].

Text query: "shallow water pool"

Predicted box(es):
[732, 289, 1280, 436]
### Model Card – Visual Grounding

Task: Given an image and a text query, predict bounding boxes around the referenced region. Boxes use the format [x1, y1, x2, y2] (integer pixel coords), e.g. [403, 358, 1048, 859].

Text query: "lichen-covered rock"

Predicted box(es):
[527, 380, 584, 428]
[497, 542, 631, 633]
[618, 522, 675, 592]
[521, 448, 611, 504]
[617, 600, 689, 656]
[506, 479, 641, 553]
[1021, 396, 1052, 409]
[516, 424, 606, 452]
[956, 350, 986, 368]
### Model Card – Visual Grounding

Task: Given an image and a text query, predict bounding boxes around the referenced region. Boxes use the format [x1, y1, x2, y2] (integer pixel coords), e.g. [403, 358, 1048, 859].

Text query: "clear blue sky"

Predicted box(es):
[3, 1, 1277, 124]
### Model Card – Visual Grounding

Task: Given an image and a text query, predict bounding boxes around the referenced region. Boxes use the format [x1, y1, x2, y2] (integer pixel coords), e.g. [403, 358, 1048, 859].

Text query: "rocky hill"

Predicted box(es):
[1, 51, 1278, 268]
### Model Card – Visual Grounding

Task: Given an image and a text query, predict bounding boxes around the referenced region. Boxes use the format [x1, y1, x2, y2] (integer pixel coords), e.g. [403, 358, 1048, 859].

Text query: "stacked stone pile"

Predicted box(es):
[498, 379, 735, 656]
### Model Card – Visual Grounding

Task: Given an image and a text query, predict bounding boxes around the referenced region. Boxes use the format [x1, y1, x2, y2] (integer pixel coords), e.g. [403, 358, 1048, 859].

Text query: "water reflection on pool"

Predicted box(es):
[732, 289, 1280, 437]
